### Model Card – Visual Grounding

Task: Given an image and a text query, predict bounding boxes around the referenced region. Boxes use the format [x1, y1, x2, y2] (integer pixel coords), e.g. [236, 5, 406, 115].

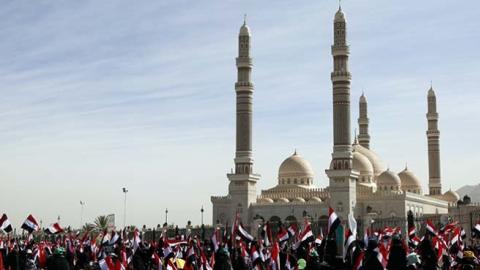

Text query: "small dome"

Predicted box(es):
[259, 197, 273, 203]
[278, 151, 314, 179]
[377, 169, 401, 187]
[443, 190, 460, 203]
[353, 151, 374, 175]
[353, 144, 385, 176]
[334, 7, 346, 22]
[398, 167, 422, 192]
[239, 23, 251, 36]
[276, 198, 290, 203]
[309, 197, 322, 202]
[428, 87, 436, 97]
[293, 197, 305, 202]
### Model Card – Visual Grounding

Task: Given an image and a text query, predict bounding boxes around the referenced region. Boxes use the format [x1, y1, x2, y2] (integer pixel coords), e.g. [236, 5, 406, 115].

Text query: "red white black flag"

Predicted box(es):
[0, 214, 12, 233]
[21, 214, 39, 233]
[425, 220, 437, 236]
[328, 207, 341, 235]
[236, 223, 254, 242]
[45, 223, 64, 235]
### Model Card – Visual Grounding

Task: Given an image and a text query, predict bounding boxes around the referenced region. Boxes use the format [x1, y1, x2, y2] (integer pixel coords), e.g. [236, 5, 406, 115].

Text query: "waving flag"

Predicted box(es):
[277, 228, 290, 243]
[236, 223, 254, 242]
[270, 241, 280, 270]
[261, 222, 272, 247]
[287, 223, 297, 237]
[343, 228, 355, 259]
[132, 228, 141, 253]
[45, 223, 64, 235]
[425, 220, 437, 236]
[299, 223, 314, 243]
[328, 207, 341, 235]
[21, 214, 39, 233]
[450, 227, 461, 247]
[211, 227, 220, 252]
[0, 214, 12, 233]
[408, 225, 416, 238]
[353, 250, 365, 270]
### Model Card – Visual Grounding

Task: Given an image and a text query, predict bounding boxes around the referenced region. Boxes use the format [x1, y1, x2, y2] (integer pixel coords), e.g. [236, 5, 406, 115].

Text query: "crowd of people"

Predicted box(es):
[1, 209, 480, 270]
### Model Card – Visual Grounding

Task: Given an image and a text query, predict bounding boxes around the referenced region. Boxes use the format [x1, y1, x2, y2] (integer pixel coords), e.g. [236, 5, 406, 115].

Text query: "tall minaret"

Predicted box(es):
[326, 6, 359, 218]
[358, 93, 370, 149]
[426, 86, 442, 195]
[225, 18, 260, 223]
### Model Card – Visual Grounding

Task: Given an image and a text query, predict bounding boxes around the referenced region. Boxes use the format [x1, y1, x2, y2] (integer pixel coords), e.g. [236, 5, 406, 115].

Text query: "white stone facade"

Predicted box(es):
[211, 7, 456, 232]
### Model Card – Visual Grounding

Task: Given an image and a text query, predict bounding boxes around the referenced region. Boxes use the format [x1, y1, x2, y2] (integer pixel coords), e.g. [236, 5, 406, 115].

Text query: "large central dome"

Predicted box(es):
[278, 151, 314, 186]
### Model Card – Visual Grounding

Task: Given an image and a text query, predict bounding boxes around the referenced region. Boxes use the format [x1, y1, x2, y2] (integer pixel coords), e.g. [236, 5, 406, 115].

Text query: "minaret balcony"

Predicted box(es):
[331, 71, 351, 81]
[358, 118, 369, 125]
[331, 45, 350, 56]
[235, 82, 254, 88]
[236, 57, 253, 67]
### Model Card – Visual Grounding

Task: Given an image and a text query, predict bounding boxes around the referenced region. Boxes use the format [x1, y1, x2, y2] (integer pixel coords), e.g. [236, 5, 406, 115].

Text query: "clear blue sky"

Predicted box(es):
[0, 0, 479, 229]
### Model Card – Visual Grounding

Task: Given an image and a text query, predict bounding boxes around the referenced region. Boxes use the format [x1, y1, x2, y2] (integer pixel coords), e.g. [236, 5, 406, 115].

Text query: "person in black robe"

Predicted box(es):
[363, 239, 383, 270]
[386, 236, 407, 270]
[417, 237, 437, 270]
[7, 245, 20, 270]
[213, 248, 233, 270]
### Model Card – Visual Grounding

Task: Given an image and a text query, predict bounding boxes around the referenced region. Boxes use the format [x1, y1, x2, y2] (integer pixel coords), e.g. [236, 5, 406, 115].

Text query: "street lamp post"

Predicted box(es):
[80, 201, 86, 228]
[122, 188, 128, 228]
[201, 206, 204, 225]
[165, 208, 168, 224]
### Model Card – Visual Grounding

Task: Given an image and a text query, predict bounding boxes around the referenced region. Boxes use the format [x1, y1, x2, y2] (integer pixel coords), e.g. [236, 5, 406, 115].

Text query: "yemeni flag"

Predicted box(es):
[21, 214, 39, 233]
[211, 227, 220, 252]
[450, 227, 461, 247]
[270, 241, 281, 270]
[236, 223, 254, 242]
[376, 245, 388, 269]
[299, 223, 314, 243]
[410, 236, 420, 247]
[327, 207, 341, 236]
[277, 228, 290, 243]
[408, 225, 416, 238]
[45, 223, 64, 234]
[261, 222, 272, 247]
[352, 250, 365, 270]
[343, 229, 355, 259]
[287, 223, 297, 237]
[474, 221, 480, 237]
[0, 214, 12, 233]
[425, 220, 437, 236]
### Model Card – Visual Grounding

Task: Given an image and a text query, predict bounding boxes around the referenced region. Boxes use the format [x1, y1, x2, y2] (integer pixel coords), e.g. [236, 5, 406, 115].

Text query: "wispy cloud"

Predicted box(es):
[0, 0, 478, 228]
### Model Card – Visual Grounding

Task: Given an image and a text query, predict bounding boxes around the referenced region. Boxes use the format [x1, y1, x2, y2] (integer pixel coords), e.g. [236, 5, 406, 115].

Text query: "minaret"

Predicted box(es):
[226, 18, 260, 223]
[358, 93, 370, 149]
[325, 6, 359, 218]
[426, 86, 442, 195]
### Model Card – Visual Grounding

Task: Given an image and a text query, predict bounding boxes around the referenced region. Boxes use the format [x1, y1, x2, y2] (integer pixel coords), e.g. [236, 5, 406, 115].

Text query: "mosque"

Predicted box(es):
[211, 6, 460, 230]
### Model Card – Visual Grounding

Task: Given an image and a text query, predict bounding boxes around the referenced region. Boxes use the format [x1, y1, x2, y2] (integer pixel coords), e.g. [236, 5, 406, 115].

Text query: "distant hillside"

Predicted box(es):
[457, 184, 480, 202]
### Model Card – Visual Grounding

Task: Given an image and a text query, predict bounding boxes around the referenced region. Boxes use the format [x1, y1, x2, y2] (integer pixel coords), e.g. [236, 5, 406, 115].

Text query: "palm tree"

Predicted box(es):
[94, 215, 109, 231]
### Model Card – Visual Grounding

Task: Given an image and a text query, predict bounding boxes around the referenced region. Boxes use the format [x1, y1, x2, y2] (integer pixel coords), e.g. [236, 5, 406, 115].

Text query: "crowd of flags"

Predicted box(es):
[1, 210, 480, 270]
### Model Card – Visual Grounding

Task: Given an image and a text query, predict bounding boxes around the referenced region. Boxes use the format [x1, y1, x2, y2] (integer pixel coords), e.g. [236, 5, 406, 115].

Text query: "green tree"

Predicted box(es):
[94, 215, 109, 231]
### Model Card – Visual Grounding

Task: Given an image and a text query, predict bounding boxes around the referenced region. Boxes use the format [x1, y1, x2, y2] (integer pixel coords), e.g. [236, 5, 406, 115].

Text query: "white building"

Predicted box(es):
[211, 7, 457, 232]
